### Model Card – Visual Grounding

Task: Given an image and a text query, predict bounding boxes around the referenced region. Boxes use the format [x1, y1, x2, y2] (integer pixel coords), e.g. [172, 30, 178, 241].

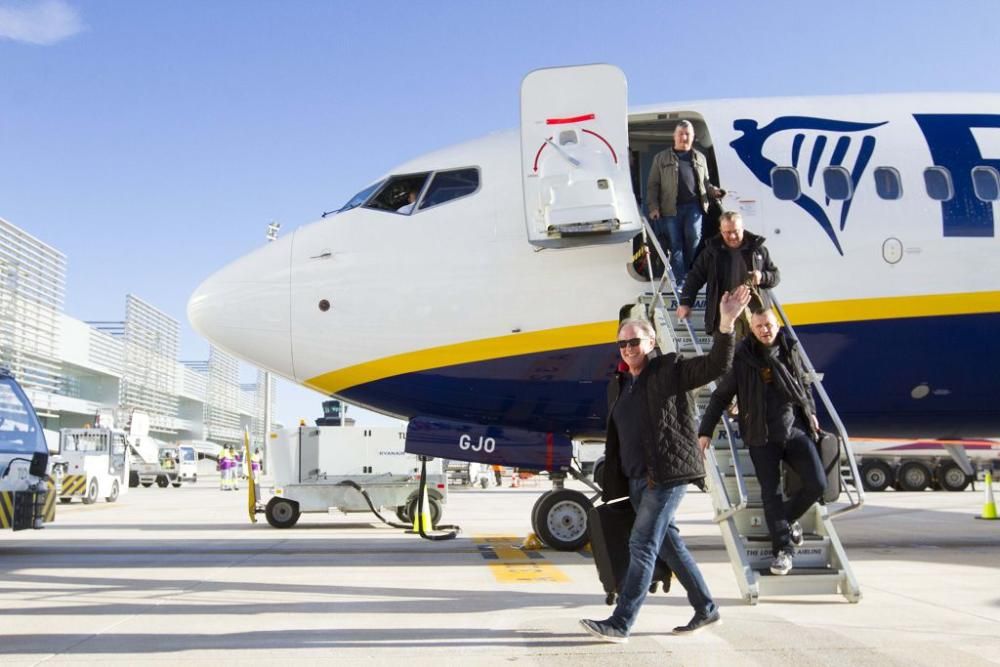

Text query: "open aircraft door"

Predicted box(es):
[520, 64, 641, 248]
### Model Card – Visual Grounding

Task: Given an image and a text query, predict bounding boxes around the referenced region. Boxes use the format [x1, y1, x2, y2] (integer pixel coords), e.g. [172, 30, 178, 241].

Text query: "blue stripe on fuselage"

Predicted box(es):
[340, 312, 998, 439]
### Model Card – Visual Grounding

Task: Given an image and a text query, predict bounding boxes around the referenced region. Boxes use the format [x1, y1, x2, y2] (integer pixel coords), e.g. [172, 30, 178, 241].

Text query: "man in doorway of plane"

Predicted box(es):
[646, 120, 725, 288]
[677, 210, 780, 338]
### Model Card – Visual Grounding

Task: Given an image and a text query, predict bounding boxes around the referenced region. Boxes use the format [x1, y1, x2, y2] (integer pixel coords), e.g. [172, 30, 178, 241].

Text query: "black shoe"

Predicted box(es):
[789, 521, 804, 548]
[672, 610, 722, 635]
[579, 618, 629, 644]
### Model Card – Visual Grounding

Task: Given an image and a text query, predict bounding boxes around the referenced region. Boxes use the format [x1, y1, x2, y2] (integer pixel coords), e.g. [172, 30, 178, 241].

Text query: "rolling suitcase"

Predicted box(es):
[784, 430, 842, 503]
[588, 498, 671, 605]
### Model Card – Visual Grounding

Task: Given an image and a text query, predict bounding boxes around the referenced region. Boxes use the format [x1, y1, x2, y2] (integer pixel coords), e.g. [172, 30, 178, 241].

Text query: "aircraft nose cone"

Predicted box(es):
[188, 235, 293, 377]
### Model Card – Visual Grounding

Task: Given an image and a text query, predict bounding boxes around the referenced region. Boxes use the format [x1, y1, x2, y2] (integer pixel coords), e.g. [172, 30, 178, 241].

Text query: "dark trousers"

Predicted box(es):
[748, 428, 826, 555]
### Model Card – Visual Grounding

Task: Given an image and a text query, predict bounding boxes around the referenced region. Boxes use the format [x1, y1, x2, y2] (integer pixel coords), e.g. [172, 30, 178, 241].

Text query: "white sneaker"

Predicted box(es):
[789, 521, 804, 548]
[770, 550, 793, 576]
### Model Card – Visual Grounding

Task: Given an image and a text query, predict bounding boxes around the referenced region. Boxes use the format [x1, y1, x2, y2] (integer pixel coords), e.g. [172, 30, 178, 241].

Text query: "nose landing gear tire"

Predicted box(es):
[530, 489, 593, 551]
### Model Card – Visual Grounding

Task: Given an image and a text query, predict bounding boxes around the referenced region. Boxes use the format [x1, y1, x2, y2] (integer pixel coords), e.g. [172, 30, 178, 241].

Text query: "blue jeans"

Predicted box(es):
[609, 478, 717, 632]
[654, 202, 702, 287]
[748, 427, 827, 555]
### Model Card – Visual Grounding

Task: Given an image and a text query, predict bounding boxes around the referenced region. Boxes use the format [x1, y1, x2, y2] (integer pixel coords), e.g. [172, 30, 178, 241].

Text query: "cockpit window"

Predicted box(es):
[419, 168, 480, 210]
[337, 180, 384, 214]
[0, 377, 44, 455]
[364, 173, 431, 215]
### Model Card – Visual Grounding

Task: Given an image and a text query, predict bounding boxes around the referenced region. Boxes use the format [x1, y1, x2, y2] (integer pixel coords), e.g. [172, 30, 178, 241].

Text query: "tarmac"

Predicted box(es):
[2, 467, 999, 666]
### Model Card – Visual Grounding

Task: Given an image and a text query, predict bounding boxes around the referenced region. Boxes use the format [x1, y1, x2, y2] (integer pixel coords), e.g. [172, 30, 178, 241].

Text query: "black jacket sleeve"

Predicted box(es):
[758, 244, 780, 289]
[680, 246, 712, 307]
[698, 368, 737, 438]
[675, 330, 735, 393]
[793, 346, 817, 415]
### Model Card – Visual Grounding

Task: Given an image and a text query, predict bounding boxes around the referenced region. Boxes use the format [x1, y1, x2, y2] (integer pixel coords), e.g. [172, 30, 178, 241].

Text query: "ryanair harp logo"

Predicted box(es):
[730, 116, 888, 255]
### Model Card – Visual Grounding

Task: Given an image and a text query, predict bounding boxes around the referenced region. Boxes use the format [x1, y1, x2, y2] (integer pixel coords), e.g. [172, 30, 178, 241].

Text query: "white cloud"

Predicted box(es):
[0, 0, 84, 45]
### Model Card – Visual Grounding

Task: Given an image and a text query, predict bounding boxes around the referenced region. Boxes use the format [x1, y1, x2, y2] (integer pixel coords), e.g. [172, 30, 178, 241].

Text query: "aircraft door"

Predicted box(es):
[520, 64, 641, 248]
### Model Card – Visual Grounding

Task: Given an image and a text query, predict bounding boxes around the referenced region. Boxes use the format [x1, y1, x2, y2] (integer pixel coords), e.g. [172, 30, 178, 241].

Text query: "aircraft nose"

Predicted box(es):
[187, 235, 294, 377]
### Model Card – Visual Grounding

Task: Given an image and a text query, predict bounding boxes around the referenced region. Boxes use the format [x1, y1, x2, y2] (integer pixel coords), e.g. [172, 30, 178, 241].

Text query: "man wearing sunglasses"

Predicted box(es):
[581, 284, 751, 644]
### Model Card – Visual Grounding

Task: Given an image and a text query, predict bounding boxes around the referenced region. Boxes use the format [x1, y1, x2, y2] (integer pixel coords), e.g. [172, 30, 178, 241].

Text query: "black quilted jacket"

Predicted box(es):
[601, 331, 735, 502]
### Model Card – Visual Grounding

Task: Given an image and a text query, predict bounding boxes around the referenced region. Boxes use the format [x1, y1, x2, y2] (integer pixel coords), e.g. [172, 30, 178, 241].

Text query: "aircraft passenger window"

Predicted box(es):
[770, 167, 801, 201]
[364, 173, 431, 214]
[923, 167, 953, 201]
[418, 168, 480, 210]
[873, 167, 903, 200]
[822, 167, 853, 201]
[971, 166, 1000, 202]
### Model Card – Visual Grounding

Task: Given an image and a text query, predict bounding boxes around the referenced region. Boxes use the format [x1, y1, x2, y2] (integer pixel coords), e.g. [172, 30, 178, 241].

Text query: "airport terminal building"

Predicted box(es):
[0, 216, 274, 447]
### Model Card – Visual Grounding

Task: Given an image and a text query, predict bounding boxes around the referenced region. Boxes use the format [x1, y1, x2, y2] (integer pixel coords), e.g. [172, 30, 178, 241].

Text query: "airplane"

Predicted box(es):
[188, 64, 1000, 548]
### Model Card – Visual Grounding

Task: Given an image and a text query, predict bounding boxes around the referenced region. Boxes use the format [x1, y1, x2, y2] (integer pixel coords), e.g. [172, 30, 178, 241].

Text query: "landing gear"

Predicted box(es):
[530, 488, 593, 551]
[405, 493, 443, 528]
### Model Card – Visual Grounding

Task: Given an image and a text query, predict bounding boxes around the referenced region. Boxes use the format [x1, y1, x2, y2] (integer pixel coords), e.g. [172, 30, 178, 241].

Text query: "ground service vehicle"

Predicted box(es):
[0, 369, 56, 530]
[55, 428, 129, 504]
[263, 425, 447, 529]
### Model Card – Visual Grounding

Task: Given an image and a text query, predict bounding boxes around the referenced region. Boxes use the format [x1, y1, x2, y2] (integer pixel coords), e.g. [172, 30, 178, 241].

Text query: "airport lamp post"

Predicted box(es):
[262, 221, 280, 460]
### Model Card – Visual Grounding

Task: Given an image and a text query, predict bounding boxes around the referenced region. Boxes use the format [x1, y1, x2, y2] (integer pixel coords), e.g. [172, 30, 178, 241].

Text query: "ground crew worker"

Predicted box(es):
[251, 448, 262, 478]
[218, 447, 233, 491]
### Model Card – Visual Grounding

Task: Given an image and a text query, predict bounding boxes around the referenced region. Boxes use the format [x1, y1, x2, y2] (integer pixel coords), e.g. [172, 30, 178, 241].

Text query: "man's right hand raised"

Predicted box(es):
[718, 285, 751, 332]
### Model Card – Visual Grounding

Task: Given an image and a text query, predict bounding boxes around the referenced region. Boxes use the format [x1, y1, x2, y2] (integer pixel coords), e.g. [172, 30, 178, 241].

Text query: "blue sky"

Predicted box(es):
[2, 0, 998, 426]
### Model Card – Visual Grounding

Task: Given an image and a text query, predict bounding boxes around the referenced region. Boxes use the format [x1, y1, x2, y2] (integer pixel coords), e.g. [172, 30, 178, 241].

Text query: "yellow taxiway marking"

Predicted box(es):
[473, 535, 572, 584]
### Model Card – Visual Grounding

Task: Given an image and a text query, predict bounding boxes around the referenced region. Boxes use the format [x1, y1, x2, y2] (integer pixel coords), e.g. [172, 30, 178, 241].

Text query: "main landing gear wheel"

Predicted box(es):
[83, 479, 99, 505]
[531, 489, 593, 551]
[897, 461, 931, 491]
[265, 497, 301, 528]
[937, 462, 972, 492]
[860, 460, 893, 492]
[106, 479, 120, 503]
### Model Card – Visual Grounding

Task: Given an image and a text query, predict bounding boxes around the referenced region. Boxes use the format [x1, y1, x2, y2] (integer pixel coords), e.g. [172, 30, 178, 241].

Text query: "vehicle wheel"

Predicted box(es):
[860, 460, 893, 492]
[405, 495, 442, 528]
[395, 505, 411, 524]
[897, 461, 931, 491]
[192, 474, 198, 483]
[937, 462, 972, 492]
[479, 476, 489, 489]
[156, 476, 169, 488]
[83, 479, 99, 505]
[592, 460, 605, 489]
[129, 471, 139, 488]
[265, 497, 301, 528]
[172, 481, 182, 488]
[141, 481, 153, 488]
[533, 488, 593, 551]
[105, 480, 120, 503]
[59, 497, 73, 504]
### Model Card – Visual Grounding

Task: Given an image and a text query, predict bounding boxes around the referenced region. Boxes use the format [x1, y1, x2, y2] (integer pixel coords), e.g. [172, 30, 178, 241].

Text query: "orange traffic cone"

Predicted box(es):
[977, 471, 998, 520]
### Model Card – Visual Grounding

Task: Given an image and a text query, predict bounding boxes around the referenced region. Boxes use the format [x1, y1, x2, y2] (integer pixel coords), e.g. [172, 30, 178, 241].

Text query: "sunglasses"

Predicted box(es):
[617, 337, 645, 349]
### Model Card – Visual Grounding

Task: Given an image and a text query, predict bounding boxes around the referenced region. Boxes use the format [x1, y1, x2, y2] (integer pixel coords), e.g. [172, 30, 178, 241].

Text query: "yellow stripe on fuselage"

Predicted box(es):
[783, 290, 999, 325]
[307, 291, 999, 394]
[306, 320, 619, 395]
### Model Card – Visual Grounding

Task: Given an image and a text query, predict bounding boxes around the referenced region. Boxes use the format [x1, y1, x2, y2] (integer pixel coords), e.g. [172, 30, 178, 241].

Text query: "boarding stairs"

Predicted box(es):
[633, 220, 864, 604]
